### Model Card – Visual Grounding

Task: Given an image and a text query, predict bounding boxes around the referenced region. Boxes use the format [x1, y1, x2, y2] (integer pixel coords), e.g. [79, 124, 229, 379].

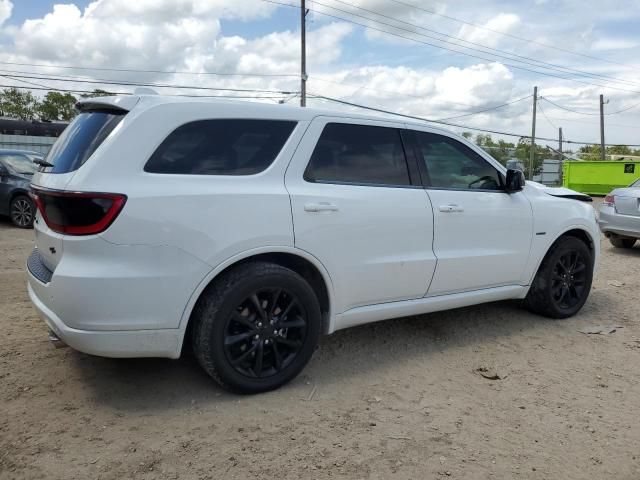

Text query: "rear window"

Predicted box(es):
[144, 119, 297, 175]
[45, 110, 125, 173]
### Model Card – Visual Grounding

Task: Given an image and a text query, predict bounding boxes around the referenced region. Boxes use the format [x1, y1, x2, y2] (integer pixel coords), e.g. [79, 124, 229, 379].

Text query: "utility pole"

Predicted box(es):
[300, 0, 307, 107]
[599, 94, 606, 160]
[529, 86, 537, 180]
[558, 127, 563, 159]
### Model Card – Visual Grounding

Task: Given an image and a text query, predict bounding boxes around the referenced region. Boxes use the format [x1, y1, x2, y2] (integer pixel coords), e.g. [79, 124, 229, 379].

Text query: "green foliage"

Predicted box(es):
[79, 89, 113, 98]
[578, 144, 640, 160]
[38, 92, 78, 121]
[0, 88, 40, 120]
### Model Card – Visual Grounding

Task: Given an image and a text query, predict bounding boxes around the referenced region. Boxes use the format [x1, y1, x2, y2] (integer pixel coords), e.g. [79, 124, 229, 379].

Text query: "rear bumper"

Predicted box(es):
[28, 282, 183, 358]
[598, 206, 640, 239]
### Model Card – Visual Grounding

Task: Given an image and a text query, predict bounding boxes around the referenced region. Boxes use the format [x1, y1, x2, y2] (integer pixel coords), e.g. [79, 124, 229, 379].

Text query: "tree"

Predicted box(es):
[461, 131, 473, 140]
[38, 92, 78, 121]
[0, 88, 39, 120]
[80, 89, 113, 98]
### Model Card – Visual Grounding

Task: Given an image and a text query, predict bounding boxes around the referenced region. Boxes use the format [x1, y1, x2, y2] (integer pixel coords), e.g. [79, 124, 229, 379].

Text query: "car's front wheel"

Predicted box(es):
[191, 261, 321, 394]
[10, 195, 35, 228]
[609, 236, 636, 249]
[524, 236, 593, 319]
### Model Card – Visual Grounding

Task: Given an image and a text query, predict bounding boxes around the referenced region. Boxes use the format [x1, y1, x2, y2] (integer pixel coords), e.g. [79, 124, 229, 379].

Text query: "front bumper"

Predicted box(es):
[598, 205, 640, 239]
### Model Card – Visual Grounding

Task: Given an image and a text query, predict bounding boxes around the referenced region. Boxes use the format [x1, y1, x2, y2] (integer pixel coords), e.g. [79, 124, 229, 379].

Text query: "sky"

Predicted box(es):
[0, 0, 639, 149]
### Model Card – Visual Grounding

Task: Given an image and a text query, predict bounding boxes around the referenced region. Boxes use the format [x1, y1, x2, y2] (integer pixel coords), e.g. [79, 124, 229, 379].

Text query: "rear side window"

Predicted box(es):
[304, 123, 411, 186]
[144, 119, 296, 175]
[45, 110, 125, 173]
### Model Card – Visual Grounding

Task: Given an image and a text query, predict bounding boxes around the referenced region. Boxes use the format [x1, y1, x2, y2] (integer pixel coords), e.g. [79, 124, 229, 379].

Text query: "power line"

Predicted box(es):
[536, 100, 557, 129]
[263, 0, 640, 95]
[541, 97, 640, 116]
[384, 0, 640, 72]
[323, 0, 640, 90]
[0, 60, 299, 78]
[435, 94, 532, 120]
[309, 92, 640, 146]
[0, 72, 297, 95]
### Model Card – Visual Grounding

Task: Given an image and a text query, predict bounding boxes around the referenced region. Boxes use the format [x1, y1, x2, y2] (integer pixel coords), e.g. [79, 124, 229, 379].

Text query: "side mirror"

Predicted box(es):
[505, 169, 525, 193]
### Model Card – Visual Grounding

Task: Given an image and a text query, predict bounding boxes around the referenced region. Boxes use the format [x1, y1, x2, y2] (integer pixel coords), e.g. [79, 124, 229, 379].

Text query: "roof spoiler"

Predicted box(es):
[76, 95, 140, 113]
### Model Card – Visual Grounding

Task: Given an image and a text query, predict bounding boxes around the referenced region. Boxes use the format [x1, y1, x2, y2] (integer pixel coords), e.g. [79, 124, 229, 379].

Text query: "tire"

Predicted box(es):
[524, 236, 593, 319]
[609, 237, 636, 249]
[10, 195, 35, 228]
[191, 261, 321, 394]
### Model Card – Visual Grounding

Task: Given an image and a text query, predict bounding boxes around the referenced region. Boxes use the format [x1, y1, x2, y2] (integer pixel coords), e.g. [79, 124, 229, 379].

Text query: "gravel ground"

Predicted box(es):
[1, 198, 640, 480]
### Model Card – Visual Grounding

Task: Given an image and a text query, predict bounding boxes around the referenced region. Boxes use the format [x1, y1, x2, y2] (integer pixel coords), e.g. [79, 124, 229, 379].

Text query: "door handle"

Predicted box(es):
[304, 202, 339, 213]
[438, 204, 464, 213]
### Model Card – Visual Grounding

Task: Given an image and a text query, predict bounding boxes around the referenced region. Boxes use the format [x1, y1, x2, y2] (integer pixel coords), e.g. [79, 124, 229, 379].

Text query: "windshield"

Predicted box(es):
[45, 110, 125, 173]
[1, 154, 38, 175]
[631, 178, 640, 187]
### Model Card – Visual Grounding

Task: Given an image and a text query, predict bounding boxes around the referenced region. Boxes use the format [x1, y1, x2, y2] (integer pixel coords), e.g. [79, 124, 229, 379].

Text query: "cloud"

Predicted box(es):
[458, 13, 521, 48]
[0, 0, 12, 25]
[591, 38, 639, 51]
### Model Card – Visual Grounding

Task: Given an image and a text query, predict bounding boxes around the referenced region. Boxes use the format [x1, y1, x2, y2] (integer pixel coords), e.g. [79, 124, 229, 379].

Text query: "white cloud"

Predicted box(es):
[591, 38, 639, 51]
[458, 13, 521, 48]
[0, 0, 12, 25]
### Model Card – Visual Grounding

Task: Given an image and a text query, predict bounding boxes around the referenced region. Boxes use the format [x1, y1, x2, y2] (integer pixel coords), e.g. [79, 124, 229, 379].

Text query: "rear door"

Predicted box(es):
[613, 188, 640, 217]
[285, 117, 436, 314]
[407, 129, 533, 296]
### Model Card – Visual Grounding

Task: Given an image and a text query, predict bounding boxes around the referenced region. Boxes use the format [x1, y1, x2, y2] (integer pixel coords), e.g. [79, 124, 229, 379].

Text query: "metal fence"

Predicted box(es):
[0, 134, 56, 155]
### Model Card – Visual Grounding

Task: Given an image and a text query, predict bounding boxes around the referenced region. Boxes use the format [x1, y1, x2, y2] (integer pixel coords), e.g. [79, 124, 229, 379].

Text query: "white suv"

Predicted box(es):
[27, 94, 599, 393]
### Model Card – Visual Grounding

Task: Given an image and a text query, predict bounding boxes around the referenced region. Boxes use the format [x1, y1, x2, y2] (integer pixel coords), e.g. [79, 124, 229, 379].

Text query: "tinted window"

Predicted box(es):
[415, 132, 502, 190]
[0, 154, 37, 175]
[304, 123, 411, 186]
[45, 110, 125, 173]
[145, 119, 296, 175]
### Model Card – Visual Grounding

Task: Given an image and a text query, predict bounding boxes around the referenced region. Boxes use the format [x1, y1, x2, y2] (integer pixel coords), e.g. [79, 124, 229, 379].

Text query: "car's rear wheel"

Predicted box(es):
[10, 195, 35, 228]
[191, 261, 321, 394]
[524, 236, 593, 319]
[609, 236, 636, 249]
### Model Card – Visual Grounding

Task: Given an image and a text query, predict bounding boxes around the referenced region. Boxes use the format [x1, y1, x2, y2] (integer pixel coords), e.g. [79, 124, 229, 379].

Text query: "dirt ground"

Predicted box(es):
[1, 198, 640, 480]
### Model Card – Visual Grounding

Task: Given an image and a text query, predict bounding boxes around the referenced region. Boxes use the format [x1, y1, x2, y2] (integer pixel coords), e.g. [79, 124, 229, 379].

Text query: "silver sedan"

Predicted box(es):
[599, 178, 640, 248]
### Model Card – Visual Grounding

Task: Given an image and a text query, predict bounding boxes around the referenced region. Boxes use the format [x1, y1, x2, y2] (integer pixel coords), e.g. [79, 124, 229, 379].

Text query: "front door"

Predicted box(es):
[285, 118, 437, 314]
[409, 130, 533, 296]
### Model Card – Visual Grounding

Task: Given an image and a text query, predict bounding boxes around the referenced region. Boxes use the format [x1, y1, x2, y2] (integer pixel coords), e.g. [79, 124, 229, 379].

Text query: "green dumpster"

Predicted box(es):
[562, 161, 640, 195]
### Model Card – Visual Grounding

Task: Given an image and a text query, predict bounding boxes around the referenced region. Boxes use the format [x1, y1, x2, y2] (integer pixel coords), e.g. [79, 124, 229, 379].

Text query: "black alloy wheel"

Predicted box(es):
[224, 288, 307, 378]
[550, 250, 588, 310]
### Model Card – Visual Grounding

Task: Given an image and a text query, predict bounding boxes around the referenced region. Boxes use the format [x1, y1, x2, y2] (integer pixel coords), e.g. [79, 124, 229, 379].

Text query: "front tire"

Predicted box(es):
[10, 195, 35, 228]
[609, 236, 636, 249]
[524, 236, 593, 319]
[191, 262, 321, 394]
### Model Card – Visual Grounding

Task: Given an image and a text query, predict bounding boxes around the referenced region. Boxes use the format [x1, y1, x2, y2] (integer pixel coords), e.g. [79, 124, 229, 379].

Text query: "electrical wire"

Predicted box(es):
[262, 0, 640, 95]
[541, 97, 640, 116]
[435, 94, 532, 121]
[0, 60, 299, 78]
[324, 0, 640, 90]
[384, 0, 640, 72]
[536, 100, 557, 129]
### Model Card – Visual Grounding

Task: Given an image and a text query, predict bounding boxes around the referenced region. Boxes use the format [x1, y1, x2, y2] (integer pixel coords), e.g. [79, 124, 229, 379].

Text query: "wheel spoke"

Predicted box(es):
[269, 289, 282, 317]
[232, 311, 256, 330]
[250, 294, 268, 321]
[275, 337, 302, 349]
[253, 341, 264, 377]
[271, 341, 282, 371]
[573, 263, 586, 273]
[281, 298, 298, 319]
[230, 342, 258, 366]
[558, 285, 569, 303]
[224, 331, 255, 346]
[278, 315, 306, 329]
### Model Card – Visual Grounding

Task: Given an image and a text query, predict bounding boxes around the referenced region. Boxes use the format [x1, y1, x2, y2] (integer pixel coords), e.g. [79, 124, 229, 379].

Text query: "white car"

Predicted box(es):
[27, 94, 599, 393]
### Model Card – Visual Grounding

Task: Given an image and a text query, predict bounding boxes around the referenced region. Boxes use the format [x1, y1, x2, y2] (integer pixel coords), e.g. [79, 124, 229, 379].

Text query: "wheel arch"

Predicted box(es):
[179, 247, 335, 354]
[527, 225, 597, 286]
[8, 187, 30, 208]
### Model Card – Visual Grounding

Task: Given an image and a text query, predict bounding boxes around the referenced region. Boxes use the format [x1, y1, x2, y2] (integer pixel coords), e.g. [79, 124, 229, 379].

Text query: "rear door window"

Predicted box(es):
[144, 119, 297, 175]
[304, 123, 411, 186]
[45, 110, 125, 173]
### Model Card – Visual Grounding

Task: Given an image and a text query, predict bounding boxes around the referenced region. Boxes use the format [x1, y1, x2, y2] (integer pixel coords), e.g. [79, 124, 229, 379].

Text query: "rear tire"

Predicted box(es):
[609, 237, 636, 249]
[10, 195, 34, 228]
[524, 236, 593, 319]
[191, 261, 321, 394]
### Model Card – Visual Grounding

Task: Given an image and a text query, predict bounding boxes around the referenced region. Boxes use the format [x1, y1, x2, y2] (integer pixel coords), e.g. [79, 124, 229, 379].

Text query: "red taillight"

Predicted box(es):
[603, 195, 615, 207]
[30, 187, 127, 235]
